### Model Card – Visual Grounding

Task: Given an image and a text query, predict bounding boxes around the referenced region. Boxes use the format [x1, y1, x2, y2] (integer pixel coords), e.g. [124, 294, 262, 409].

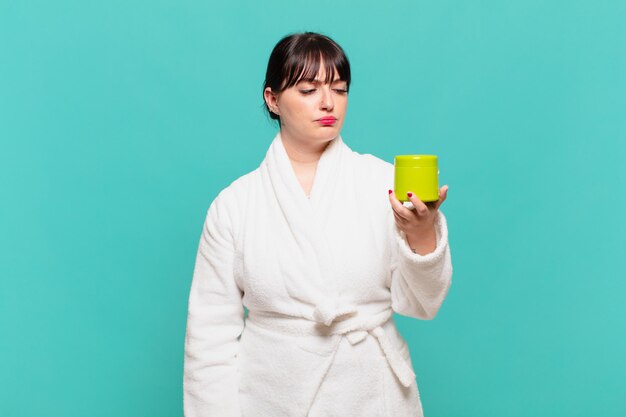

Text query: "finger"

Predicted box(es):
[434, 185, 449, 210]
[407, 192, 429, 216]
[435, 185, 448, 210]
[388, 190, 412, 218]
[388, 190, 415, 220]
[393, 211, 407, 224]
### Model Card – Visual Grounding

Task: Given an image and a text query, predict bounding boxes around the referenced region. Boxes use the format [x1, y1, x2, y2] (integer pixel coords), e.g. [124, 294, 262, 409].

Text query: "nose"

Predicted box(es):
[319, 86, 334, 111]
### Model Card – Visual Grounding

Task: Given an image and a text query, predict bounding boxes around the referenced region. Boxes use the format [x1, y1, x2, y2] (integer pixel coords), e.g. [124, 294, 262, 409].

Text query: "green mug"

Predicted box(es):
[394, 155, 439, 202]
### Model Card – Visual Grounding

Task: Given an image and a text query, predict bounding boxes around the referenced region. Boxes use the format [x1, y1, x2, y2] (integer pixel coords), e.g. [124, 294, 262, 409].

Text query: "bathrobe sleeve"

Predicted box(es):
[184, 192, 244, 417]
[389, 209, 453, 320]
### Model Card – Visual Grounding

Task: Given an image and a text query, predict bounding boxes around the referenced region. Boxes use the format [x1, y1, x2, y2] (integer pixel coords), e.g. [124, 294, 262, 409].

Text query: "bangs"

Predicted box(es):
[280, 44, 350, 90]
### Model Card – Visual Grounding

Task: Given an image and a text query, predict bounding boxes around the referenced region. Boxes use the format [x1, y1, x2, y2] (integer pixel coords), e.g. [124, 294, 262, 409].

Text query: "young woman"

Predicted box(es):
[183, 32, 452, 417]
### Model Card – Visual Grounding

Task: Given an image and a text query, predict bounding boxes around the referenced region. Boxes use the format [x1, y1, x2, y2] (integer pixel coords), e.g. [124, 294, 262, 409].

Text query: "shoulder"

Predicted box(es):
[350, 150, 394, 188]
[357, 152, 394, 173]
[343, 148, 395, 214]
[215, 168, 259, 203]
[205, 168, 260, 225]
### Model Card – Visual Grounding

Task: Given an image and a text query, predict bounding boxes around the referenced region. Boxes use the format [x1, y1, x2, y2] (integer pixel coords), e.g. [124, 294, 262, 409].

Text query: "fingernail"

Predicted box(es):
[388, 189, 393, 194]
[407, 192, 413, 198]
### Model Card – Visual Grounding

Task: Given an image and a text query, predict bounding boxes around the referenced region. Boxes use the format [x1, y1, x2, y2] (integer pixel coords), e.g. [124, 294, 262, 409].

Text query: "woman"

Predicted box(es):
[183, 32, 452, 417]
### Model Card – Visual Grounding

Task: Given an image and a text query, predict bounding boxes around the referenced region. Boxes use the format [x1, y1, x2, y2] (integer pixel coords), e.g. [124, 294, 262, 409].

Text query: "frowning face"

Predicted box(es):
[264, 63, 348, 147]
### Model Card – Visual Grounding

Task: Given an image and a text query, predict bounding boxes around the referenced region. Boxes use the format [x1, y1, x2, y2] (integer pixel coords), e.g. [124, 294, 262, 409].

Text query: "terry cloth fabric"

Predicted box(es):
[183, 132, 453, 417]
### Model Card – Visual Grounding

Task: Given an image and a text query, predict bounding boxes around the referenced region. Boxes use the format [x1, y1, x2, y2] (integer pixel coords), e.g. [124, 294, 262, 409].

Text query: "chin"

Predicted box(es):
[317, 127, 341, 141]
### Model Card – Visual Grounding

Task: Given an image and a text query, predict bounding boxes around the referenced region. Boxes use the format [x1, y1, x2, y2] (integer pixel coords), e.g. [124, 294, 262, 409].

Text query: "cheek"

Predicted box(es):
[294, 101, 316, 118]
[336, 99, 348, 115]
[298, 101, 313, 114]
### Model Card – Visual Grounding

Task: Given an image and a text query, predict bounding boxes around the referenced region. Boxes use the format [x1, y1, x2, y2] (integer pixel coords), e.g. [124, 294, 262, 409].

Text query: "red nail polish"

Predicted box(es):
[388, 189, 392, 194]
[407, 192, 413, 197]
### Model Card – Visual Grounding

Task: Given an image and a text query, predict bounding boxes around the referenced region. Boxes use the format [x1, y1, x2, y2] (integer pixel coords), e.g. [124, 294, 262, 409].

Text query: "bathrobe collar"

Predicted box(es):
[264, 131, 348, 224]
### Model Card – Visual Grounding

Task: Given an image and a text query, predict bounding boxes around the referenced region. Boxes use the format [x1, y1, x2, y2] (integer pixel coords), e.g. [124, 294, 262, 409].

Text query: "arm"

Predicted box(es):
[183, 195, 244, 417]
[389, 210, 452, 319]
[388, 188, 453, 319]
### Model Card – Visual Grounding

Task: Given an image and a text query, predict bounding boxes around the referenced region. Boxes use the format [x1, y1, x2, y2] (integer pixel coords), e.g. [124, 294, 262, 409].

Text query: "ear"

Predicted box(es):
[264, 87, 280, 115]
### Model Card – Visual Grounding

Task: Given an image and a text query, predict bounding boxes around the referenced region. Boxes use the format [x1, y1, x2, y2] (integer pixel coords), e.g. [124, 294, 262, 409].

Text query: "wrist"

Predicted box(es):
[405, 224, 436, 255]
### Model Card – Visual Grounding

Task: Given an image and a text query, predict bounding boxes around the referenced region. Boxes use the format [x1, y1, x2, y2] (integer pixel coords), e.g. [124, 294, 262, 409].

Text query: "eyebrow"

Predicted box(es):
[297, 78, 346, 85]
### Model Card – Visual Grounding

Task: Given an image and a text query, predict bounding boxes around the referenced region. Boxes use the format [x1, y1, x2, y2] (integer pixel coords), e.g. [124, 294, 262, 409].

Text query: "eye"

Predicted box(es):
[333, 88, 348, 94]
[299, 89, 316, 95]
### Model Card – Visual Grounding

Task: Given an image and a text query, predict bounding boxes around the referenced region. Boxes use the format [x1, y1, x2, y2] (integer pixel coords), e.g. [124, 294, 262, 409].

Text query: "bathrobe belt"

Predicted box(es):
[247, 306, 416, 388]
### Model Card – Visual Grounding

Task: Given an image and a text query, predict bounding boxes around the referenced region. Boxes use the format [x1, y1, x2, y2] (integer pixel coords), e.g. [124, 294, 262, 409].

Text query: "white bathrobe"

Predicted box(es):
[183, 132, 452, 417]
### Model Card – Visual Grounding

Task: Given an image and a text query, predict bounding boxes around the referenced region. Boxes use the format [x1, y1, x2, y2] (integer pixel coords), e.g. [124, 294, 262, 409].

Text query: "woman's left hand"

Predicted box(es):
[388, 185, 449, 255]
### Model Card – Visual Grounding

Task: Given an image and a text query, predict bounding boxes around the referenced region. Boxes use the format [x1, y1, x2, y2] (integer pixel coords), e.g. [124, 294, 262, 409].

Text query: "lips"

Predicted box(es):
[318, 116, 337, 125]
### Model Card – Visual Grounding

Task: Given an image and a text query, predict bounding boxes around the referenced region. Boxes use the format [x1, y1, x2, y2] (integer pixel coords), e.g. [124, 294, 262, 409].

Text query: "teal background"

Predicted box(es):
[1, 0, 625, 416]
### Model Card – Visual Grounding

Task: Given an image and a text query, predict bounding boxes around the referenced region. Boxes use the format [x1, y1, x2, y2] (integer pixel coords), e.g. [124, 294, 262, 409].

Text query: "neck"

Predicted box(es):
[280, 130, 333, 165]
[279, 129, 336, 197]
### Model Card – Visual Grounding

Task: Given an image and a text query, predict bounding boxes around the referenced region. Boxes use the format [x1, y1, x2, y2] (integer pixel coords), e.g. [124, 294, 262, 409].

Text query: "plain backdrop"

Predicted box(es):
[1, 1, 625, 416]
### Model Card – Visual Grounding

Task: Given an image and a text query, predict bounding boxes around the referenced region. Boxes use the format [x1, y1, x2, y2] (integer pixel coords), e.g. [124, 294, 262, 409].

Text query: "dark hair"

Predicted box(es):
[263, 32, 351, 121]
